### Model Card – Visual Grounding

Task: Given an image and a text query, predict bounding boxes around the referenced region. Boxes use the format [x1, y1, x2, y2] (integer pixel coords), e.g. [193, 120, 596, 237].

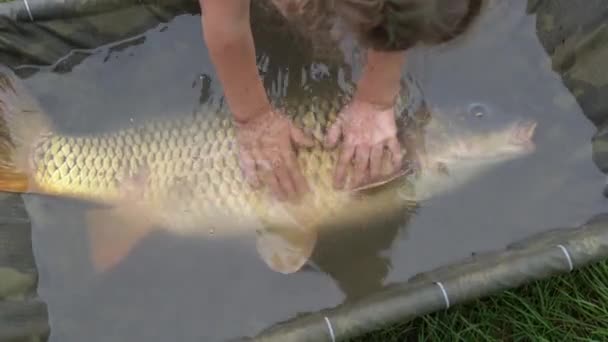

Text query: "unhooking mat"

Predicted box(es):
[0, 193, 49, 341]
[0, 0, 606, 341]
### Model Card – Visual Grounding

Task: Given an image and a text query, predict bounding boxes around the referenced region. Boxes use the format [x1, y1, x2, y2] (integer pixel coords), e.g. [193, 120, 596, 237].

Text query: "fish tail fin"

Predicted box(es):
[0, 66, 52, 193]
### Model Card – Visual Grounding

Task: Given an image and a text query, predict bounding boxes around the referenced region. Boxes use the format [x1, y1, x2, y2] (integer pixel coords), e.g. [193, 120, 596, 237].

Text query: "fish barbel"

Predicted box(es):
[0, 67, 537, 274]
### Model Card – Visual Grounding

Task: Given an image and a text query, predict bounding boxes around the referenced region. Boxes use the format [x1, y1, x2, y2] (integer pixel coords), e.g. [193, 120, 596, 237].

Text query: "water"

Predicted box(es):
[12, 0, 607, 341]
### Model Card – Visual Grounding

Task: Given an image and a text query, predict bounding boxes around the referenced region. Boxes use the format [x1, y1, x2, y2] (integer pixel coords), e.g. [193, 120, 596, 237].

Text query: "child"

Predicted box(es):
[199, 0, 483, 201]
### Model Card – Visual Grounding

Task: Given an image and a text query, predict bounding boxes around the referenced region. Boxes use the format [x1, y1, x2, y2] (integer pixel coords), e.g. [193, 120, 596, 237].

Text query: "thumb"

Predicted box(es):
[290, 123, 315, 147]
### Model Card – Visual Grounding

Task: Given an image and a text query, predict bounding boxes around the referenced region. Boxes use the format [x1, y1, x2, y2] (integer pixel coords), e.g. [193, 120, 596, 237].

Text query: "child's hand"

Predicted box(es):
[325, 98, 403, 189]
[235, 109, 314, 201]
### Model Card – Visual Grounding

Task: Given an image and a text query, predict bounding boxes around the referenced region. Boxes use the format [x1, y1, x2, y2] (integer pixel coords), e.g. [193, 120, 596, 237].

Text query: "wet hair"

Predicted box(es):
[290, 0, 484, 51]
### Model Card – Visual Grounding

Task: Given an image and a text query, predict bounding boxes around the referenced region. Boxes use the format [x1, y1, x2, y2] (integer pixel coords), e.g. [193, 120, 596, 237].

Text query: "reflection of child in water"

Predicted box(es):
[198, 0, 483, 201]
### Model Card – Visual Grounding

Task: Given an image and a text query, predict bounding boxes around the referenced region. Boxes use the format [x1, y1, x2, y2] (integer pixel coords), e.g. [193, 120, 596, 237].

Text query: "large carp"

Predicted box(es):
[0, 67, 537, 274]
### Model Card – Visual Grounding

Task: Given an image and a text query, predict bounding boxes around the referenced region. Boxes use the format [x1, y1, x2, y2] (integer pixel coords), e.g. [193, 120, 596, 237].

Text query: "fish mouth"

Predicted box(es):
[507, 119, 538, 153]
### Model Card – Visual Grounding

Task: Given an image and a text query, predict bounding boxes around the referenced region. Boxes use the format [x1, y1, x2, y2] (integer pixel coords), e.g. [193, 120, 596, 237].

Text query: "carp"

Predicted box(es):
[0, 67, 536, 275]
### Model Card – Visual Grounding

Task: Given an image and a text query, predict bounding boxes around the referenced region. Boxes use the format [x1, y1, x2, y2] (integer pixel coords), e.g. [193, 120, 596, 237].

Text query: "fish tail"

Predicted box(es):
[0, 66, 52, 193]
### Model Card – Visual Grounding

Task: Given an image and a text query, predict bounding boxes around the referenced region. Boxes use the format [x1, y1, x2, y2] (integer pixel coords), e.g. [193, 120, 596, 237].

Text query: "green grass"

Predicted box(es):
[352, 260, 608, 341]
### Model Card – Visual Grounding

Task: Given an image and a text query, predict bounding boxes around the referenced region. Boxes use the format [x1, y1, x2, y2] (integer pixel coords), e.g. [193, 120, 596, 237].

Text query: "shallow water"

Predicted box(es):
[14, 0, 607, 341]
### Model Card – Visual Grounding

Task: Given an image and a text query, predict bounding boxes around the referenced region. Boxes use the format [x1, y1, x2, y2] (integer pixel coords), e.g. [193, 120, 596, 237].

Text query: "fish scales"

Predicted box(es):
[27, 92, 410, 232]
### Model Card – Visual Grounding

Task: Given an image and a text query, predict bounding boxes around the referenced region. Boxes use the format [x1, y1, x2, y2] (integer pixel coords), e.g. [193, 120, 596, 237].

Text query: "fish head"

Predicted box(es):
[484, 119, 538, 159]
[504, 119, 538, 153]
[391, 119, 539, 202]
[446, 119, 538, 164]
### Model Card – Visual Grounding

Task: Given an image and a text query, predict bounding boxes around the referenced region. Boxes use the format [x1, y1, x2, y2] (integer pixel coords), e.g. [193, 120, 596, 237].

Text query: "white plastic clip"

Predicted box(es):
[435, 281, 450, 309]
[557, 244, 574, 271]
[22, 0, 34, 21]
[323, 316, 336, 342]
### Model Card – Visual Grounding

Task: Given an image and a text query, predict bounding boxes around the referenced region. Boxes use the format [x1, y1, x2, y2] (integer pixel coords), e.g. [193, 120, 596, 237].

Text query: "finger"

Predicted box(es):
[369, 144, 384, 181]
[333, 144, 355, 189]
[254, 150, 286, 201]
[410, 150, 424, 176]
[386, 138, 403, 172]
[351, 145, 371, 188]
[239, 149, 260, 188]
[282, 148, 309, 197]
[290, 123, 314, 147]
[261, 168, 286, 201]
[270, 154, 297, 201]
[324, 119, 342, 149]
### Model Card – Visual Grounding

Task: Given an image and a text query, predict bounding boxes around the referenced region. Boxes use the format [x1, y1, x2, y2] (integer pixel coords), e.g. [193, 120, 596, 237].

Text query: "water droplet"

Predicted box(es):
[129, 117, 134, 123]
[468, 103, 489, 117]
[209, 228, 215, 235]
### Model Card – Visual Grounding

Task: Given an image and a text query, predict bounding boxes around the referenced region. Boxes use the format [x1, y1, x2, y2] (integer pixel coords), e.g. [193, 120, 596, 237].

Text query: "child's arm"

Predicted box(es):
[199, 0, 271, 123]
[199, 0, 313, 201]
[326, 49, 408, 189]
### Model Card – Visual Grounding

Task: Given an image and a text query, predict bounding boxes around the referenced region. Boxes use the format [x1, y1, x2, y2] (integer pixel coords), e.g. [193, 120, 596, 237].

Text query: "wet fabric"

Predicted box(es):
[0, 3, 197, 76]
[0, 194, 49, 341]
[0, 0, 188, 21]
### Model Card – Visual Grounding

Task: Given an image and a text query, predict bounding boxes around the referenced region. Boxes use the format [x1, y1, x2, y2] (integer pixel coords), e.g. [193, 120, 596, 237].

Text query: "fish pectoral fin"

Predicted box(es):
[85, 205, 157, 273]
[350, 166, 410, 195]
[255, 224, 318, 275]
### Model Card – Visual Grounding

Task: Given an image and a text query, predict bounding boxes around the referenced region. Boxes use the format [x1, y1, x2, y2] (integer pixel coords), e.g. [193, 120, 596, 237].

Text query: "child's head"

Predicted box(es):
[289, 0, 484, 51]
